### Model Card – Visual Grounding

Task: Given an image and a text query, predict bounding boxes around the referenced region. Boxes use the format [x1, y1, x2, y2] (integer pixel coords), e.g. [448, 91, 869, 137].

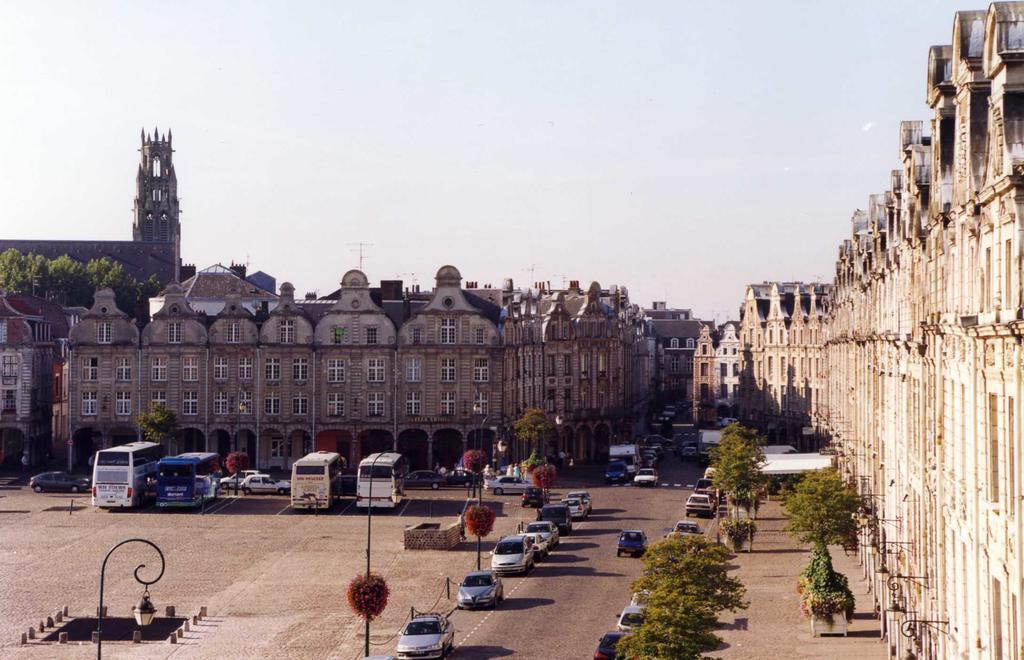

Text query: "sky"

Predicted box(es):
[0, 0, 972, 321]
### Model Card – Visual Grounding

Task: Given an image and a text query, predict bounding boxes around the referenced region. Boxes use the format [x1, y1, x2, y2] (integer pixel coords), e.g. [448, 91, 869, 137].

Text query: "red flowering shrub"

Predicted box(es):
[464, 504, 496, 538]
[347, 573, 389, 621]
[462, 449, 486, 474]
[532, 464, 557, 490]
[226, 452, 249, 476]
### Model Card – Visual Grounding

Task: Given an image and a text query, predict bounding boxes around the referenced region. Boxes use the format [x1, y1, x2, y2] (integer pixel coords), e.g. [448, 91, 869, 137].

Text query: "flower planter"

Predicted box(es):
[810, 611, 848, 637]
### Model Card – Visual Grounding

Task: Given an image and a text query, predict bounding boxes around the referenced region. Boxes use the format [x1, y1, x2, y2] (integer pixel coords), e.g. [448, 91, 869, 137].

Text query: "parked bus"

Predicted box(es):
[91, 441, 165, 509]
[356, 452, 407, 510]
[291, 451, 343, 510]
[156, 452, 222, 508]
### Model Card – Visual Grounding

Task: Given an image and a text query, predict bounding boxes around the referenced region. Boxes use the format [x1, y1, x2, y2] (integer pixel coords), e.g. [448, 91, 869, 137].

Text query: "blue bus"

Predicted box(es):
[156, 452, 222, 508]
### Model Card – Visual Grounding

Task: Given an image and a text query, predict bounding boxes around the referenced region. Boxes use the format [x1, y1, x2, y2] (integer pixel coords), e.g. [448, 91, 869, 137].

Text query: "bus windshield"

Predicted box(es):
[158, 464, 195, 479]
[295, 465, 326, 475]
[96, 453, 130, 466]
[359, 465, 394, 479]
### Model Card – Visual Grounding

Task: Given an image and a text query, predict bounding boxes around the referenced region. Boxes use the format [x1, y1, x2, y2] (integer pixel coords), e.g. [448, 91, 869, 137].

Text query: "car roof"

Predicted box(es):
[499, 534, 527, 542]
[465, 570, 493, 577]
[621, 529, 644, 534]
[410, 614, 445, 622]
[621, 605, 645, 614]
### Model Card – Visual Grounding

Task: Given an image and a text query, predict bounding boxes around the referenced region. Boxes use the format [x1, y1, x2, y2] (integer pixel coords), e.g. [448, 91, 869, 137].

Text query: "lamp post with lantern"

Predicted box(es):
[96, 538, 165, 659]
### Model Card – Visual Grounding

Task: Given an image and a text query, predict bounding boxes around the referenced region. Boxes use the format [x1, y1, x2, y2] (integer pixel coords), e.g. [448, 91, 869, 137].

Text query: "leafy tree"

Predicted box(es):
[136, 403, 178, 446]
[512, 408, 555, 456]
[87, 259, 137, 311]
[0, 250, 156, 311]
[784, 467, 860, 551]
[799, 542, 855, 620]
[0, 249, 33, 292]
[46, 255, 91, 305]
[710, 424, 765, 516]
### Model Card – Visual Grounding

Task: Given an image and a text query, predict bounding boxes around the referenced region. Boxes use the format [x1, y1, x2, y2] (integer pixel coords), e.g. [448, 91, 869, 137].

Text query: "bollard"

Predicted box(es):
[91, 631, 99, 644]
[184, 620, 190, 632]
[133, 630, 142, 643]
[59, 632, 68, 644]
[27, 627, 35, 640]
[165, 605, 176, 617]
[46, 616, 53, 628]
[176, 627, 184, 639]
[200, 606, 207, 617]
[96, 606, 107, 617]
[62, 605, 68, 617]
[169, 633, 177, 644]
[192, 615, 198, 625]
[55, 611, 62, 623]
[21, 632, 27, 644]
[39, 621, 45, 632]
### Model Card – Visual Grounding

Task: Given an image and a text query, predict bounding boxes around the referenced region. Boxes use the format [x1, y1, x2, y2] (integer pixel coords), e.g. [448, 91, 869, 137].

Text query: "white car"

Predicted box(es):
[521, 531, 551, 559]
[561, 497, 587, 520]
[220, 470, 265, 489]
[616, 604, 645, 631]
[484, 475, 531, 495]
[490, 535, 536, 575]
[523, 520, 560, 549]
[395, 613, 455, 659]
[240, 474, 290, 495]
[633, 468, 658, 487]
[565, 490, 592, 514]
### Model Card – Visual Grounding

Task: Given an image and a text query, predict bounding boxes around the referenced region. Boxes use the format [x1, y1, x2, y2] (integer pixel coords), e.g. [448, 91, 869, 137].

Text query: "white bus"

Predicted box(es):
[290, 451, 343, 510]
[91, 441, 165, 509]
[356, 452, 407, 510]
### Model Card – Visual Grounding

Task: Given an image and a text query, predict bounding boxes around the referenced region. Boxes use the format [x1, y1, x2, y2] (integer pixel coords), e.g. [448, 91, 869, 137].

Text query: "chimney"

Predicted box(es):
[230, 262, 247, 279]
[180, 264, 196, 282]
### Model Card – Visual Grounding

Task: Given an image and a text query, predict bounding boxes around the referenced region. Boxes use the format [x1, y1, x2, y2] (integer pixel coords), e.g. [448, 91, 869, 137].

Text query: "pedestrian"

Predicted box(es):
[567, 452, 575, 467]
[438, 465, 448, 477]
[513, 464, 521, 480]
[20, 452, 29, 474]
[558, 450, 566, 469]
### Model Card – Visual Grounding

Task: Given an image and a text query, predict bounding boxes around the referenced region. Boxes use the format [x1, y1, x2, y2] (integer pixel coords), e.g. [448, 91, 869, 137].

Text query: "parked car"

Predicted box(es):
[242, 474, 290, 495]
[490, 535, 536, 575]
[678, 444, 698, 461]
[694, 478, 716, 497]
[29, 471, 90, 493]
[522, 530, 551, 559]
[666, 520, 702, 538]
[404, 470, 445, 490]
[616, 529, 648, 557]
[604, 461, 628, 484]
[538, 503, 573, 534]
[562, 497, 587, 519]
[456, 570, 504, 609]
[703, 467, 717, 479]
[717, 417, 738, 428]
[521, 486, 549, 508]
[219, 470, 265, 490]
[395, 613, 455, 659]
[524, 520, 560, 549]
[484, 475, 531, 495]
[445, 469, 479, 487]
[629, 590, 650, 606]
[594, 631, 627, 660]
[565, 490, 592, 514]
[685, 493, 715, 518]
[616, 605, 645, 631]
[633, 468, 658, 487]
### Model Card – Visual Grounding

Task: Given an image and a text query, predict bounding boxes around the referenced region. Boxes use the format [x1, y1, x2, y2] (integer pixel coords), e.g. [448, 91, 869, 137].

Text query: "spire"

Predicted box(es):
[167, 128, 172, 146]
[154, 126, 159, 143]
[140, 127, 146, 145]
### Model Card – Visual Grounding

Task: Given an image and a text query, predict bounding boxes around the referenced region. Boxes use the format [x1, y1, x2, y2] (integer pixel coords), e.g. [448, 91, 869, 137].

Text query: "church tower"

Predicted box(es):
[132, 127, 181, 256]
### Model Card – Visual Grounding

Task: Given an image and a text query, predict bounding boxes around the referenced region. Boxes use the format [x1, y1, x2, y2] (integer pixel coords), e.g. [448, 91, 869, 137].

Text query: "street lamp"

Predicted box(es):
[96, 538, 165, 660]
[363, 452, 387, 658]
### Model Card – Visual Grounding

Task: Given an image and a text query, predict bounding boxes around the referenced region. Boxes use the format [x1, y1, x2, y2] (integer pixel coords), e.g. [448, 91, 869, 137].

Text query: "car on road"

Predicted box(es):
[520, 486, 549, 508]
[522, 530, 551, 559]
[456, 570, 504, 609]
[29, 471, 90, 493]
[594, 631, 627, 660]
[562, 497, 587, 519]
[616, 529, 648, 557]
[524, 520, 560, 549]
[666, 520, 702, 538]
[678, 444, 698, 461]
[241, 474, 290, 495]
[538, 503, 573, 534]
[565, 490, 592, 514]
[633, 468, 658, 487]
[639, 452, 659, 469]
[490, 534, 536, 575]
[219, 470, 265, 490]
[404, 470, 445, 490]
[395, 613, 455, 659]
[685, 493, 715, 518]
[604, 461, 628, 484]
[694, 478, 716, 497]
[616, 605, 645, 631]
[629, 590, 649, 606]
[717, 417, 738, 428]
[484, 475, 531, 495]
[445, 469, 479, 488]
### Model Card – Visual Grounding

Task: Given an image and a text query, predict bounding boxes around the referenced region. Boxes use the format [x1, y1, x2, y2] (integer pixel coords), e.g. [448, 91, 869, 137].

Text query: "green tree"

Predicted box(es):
[87, 259, 138, 311]
[618, 535, 748, 660]
[136, 404, 178, 446]
[0, 249, 31, 292]
[784, 467, 860, 551]
[710, 424, 765, 516]
[45, 255, 91, 306]
[512, 407, 555, 456]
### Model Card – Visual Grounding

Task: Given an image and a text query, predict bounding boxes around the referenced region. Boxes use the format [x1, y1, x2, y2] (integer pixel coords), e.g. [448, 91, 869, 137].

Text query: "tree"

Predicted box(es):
[784, 467, 860, 551]
[87, 258, 137, 311]
[512, 408, 555, 456]
[46, 255, 91, 305]
[710, 424, 765, 516]
[136, 404, 178, 446]
[798, 542, 855, 621]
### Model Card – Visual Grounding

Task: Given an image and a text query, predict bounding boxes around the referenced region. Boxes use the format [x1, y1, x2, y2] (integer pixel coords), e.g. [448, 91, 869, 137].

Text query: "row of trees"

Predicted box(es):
[0, 248, 161, 311]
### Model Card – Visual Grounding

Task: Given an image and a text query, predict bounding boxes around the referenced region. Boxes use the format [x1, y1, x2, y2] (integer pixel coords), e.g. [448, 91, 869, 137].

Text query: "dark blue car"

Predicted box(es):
[605, 460, 628, 484]
[593, 630, 626, 659]
[616, 529, 648, 557]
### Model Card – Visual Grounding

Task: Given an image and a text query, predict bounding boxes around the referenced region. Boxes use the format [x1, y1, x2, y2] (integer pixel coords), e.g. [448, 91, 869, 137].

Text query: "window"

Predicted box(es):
[720, 383, 727, 398]
[0, 320, 6, 343]
[670, 356, 680, 372]
[292, 394, 308, 415]
[115, 391, 131, 416]
[214, 391, 228, 415]
[327, 392, 345, 417]
[82, 391, 97, 416]
[733, 363, 739, 376]
[411, 327, 423, 344]
[441, 358, 457, 383]
[546, 355, 555, 376]
[279, 319, 295, 344]
[292, 357, 309, 381]
[700, 383, 709, 401]
[990, 394, 1001, 503]
[116, 357, 131, 382]
[182, 356, 199, 382]
[546, 389, 555, 411]
[227, 322, 241, 343]
[563, 355, 571, 376]
[367, 358, 386, 383]
[367, 391, 384, 417]
[326, 358, 346, 383]
[265, 358, 281, 381]
[406, 391, 422, 415]
[168, 321, 183, 344]
[702, 344, 709, 355]
[686, 338, 694, 348]
[670, 338, 679, 349]
[581, 354, 590, 376]
[597, 354, 606, 375]
[406, 358, 422, 383]
[182, 391, 198, 416]
[82, 357, 99, 381]
[474, 391, 488, 415]
[473, 358, 489, 382]
[97, 322, 112, 344]
[440, 391, 456, 415]
[151, 391, 166, 409]
[700, 363, 708, 377]
[440, 318, 457, 344]
[2, 355, 18, 378]
[720, 363, 727, 378]
[1010, 397, 1016, 516]
[264, 395, 280, 415]
[474, 327, 486, 345]
[212, 356, 228, 380]
[1, 389, 14, 412]
[365, 327, 378, 345]
[239, 356, 253, 380]
[239, 390, 252, 414]
[332, 326, 346, 344]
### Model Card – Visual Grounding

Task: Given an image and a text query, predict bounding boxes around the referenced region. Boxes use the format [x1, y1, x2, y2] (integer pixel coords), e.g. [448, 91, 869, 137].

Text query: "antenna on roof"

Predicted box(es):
[521, 264, 537, 289]
[348, 242, 373, 271]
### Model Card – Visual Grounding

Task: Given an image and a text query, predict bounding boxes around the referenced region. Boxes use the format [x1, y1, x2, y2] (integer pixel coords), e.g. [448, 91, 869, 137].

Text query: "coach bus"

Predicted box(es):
[356, 452, 407, 510]
[290, 451, 343, 511]
[156, 452, 223, 508]
[91, 441, 165, 509]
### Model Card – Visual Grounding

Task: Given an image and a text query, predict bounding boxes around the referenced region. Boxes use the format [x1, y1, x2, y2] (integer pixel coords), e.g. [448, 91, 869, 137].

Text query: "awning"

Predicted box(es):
[762, 453, 833, 475]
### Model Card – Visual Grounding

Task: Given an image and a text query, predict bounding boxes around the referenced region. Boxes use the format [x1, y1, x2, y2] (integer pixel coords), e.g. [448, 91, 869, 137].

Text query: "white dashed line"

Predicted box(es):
[397, 499, 412, 516]
[454, 576, 528, 649]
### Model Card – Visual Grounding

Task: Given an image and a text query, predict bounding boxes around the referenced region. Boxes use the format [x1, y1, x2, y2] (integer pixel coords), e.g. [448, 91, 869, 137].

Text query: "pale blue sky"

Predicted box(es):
[0, 1, 969, 319]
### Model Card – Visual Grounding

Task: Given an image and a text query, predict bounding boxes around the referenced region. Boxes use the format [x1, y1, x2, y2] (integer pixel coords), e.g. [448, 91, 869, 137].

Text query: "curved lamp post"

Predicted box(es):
[364, 452, 388, 657]
[96, 537, 165, 659]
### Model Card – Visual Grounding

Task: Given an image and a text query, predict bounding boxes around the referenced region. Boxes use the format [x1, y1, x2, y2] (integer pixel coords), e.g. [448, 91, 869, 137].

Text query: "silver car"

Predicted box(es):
[456, 570, 504, 609]
[395, 614, 455, 659]
[565, 490, 592, 514]
[484, 475, 531, 495]
[523, 520, 560, 549]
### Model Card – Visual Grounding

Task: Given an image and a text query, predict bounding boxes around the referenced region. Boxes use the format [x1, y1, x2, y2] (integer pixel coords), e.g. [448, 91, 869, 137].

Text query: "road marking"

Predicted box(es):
[660, 483, 669, 487]
[674, 483, 682, 487]
[337, 500, 354, 516]
[274, 502, 291, 516]
[454, 576, 527, 649]
[397, 499, 412, 516]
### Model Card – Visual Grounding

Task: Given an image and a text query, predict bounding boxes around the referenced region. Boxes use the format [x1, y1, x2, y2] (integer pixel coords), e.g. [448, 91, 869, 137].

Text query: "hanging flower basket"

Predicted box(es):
[465, 504, 496, 538]
[347, 573, 389, 621]
[531, 464, 557, 490]
[462, 449, 486, 474]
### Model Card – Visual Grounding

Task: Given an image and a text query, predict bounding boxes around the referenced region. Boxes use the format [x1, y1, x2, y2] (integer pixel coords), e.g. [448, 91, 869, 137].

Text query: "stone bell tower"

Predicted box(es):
[132, 127, 181, 277]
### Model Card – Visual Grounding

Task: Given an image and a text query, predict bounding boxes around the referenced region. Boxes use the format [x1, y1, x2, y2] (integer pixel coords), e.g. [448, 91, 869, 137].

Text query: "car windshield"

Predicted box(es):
[676, 523, 698, 532]
[525, 523, 549, 533]
[607, 462, 625, 470]
[494, 541, 522, 555]
[541, 506, 567, 519]
[463, 574, 493, 587]
[690, 495, 709, 503]
[600, 633, 624, 647]
[621, 532, 643, 542]
[621, 612, 645, 625]
[638, 469, 655, 476]
[564, 499, 580, 506]
[404, 620, 441, 636]
[696, 479, 712, 488]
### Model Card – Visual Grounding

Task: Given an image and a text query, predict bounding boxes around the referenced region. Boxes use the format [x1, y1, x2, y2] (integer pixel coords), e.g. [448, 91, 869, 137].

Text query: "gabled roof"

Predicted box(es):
[181, 264, 278, 300]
